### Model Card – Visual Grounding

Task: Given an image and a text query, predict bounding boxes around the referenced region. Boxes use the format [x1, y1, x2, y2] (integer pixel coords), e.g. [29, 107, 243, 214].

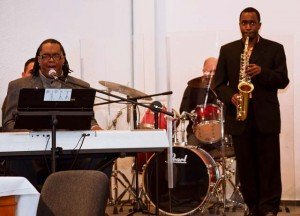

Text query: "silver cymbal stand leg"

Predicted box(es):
[180, 114, 188, 145]
[111, 169, 137, 214]
[107, 109, 137, 214]
[199, 100, 246, 215]
[174, 111, 189, 146]
[218, 101, 246, 213]
[219, 100, 227, 210]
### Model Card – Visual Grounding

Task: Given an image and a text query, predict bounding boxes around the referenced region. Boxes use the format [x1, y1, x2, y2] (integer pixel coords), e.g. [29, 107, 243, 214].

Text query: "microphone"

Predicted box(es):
[150, 101, 163, 111]
[48, 68, 58, 80]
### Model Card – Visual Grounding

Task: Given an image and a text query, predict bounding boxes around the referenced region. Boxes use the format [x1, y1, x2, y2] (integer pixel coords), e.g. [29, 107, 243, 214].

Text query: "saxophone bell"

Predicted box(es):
[238, 81, 254, 93]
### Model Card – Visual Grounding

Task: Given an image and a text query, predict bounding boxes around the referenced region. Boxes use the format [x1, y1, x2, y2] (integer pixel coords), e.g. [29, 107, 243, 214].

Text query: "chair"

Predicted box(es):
[37, 170, 109, 216]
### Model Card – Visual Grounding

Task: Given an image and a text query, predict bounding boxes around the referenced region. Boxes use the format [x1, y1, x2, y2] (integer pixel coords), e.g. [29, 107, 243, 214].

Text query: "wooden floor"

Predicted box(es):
[105, 202, 299, 215]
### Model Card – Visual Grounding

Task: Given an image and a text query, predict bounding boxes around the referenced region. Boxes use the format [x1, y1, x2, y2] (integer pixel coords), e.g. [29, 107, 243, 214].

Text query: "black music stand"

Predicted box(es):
[14, 88, 96, 173]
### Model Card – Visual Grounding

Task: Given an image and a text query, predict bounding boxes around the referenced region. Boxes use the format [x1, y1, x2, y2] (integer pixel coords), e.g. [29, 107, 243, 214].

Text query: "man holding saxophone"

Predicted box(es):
[213, 7, 289, 216]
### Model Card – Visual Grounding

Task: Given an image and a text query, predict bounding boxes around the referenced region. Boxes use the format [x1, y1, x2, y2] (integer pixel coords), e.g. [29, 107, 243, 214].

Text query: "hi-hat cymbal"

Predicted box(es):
[99, 81, 152, 101]
[187, 76, 211, 88]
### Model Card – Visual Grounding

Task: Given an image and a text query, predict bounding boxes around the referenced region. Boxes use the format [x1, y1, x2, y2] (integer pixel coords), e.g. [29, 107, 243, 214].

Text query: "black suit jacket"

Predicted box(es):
[213, 37, 289, 135]
[2, 75, 98, 131]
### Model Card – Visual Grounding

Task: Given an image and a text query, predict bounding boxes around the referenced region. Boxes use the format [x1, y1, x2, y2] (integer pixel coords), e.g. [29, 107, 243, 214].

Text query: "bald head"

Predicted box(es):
[203, 57, 218, 75]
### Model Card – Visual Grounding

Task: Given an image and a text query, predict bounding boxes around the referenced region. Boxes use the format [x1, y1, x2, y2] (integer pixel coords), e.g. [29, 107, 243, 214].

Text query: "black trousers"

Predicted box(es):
[232, 111, 282, 215]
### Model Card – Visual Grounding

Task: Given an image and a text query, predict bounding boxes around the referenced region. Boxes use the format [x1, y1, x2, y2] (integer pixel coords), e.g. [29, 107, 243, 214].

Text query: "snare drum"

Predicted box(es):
[139, 106, 174, 130]
[193, 104, 221, 144]
[143, 146, 220, 215]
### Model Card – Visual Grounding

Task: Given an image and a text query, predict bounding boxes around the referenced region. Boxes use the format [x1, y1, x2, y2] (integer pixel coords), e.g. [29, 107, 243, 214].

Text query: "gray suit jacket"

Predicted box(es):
[2, 75, 99, 131]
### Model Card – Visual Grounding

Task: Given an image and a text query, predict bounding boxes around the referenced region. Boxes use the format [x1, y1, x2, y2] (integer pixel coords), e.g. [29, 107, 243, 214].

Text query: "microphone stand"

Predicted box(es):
[94, 91, 172, 106]
[57, 77, 173, 215]
[152, 102, 161, 216]
[57, 77, 173, 116]
[127, 99, 152, 215]
[127, 101, 164, 216]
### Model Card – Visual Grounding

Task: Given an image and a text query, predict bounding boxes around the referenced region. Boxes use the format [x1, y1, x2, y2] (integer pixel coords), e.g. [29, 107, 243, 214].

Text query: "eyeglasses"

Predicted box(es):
[39, 54, 64, 61]
[240, 20, 258, 26]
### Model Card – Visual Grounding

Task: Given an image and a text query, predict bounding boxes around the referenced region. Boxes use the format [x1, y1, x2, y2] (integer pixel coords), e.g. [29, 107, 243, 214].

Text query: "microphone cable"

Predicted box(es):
[69, 133, 90, 169]
[43, 134, 51, 174]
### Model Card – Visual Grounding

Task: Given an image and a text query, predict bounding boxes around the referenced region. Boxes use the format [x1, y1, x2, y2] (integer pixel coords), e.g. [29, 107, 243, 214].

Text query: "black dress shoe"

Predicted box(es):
[264, 212, 276, 216]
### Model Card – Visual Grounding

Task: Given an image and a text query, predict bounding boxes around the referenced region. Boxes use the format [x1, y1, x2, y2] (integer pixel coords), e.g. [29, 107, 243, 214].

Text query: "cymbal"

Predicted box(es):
[187, 76, 211, 88]
[99, 81, 152, 101]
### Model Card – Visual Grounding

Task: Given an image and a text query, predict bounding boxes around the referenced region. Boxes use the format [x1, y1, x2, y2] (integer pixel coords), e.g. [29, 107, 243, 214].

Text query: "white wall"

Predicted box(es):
[0, 0, 299, 200]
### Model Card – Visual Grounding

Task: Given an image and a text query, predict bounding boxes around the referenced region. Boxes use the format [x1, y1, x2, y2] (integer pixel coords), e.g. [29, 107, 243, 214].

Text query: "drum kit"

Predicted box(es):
[99, 79, 245, 215]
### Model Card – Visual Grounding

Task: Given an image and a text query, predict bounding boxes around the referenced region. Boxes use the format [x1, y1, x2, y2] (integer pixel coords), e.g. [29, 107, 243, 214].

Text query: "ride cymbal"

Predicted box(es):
[187, 76, 211, 88]
[99, 80, 152, 100]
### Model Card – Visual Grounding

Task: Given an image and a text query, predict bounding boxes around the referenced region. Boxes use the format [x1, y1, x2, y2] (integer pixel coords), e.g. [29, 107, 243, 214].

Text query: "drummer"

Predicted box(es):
[179, 57, 218, 151]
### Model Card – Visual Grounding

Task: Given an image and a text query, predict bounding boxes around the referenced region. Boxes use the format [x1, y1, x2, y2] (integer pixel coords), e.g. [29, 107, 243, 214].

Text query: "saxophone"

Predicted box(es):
[236, 36, 254, 121]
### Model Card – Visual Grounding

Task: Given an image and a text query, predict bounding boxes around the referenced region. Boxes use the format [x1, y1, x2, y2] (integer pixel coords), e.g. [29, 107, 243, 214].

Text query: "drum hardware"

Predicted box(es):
[199, 158, 246, 215]
[105, 106, 152, 215]
[98, 81, 173, 214]
[197, 100, 246, 215]
[126, 102, 152, 216]
[129, 100, 173, 216]
[173, 112, 190, 146]
[109, 160, 153, 215]
[107, 108, 137, 214]
[107, 109, 124, 130]
[110, 167, 140, 214]
[126, 97, 131, 124]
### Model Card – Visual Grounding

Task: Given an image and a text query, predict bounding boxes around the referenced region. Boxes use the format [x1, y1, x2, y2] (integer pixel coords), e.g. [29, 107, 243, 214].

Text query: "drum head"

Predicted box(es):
[194, 121, 221, 144]
[143, 146, 219, 215]
[193, 104, 221, 144]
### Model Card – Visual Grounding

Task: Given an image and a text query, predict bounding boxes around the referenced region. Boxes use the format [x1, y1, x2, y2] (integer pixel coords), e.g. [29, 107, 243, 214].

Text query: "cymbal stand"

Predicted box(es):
[127, 101, 154, 216]
[88, 87, 173, 215]
[173, 112, 188, 146]
[199, 100, 245, 215]
[107, 108, 137, 214]
[111, 168, 137, 214]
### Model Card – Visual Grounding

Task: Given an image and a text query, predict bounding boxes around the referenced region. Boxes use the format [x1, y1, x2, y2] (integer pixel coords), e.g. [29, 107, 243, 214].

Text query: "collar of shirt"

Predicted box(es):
[39, 71, 62, 88]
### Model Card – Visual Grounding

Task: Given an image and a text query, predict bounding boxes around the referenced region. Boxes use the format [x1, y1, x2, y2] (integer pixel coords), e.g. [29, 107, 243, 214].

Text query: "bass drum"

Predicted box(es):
[142, 146, 220, 215]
